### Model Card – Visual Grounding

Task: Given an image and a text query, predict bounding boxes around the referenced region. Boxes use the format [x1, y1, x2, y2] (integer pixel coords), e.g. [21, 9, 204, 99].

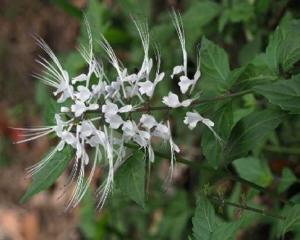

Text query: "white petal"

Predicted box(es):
[178, 76, 194, 94]
[88, 103, 99, 110]
[194, 70, 201, 82]
[72, 73, 87, 84]
[76, 85, 91, 102]
[181, 98, 193, 107]
[106, 114, 123, 129]
[102, 101, 118, 115]
[140, 114, 157, 129]
[154, 72, 165, 84]
[138, 81, 154, 96]
[119, 105, 132, 113]
[71, 101, 87, 117]
[171, 65, 184, 78]
[162, 92, 180, 108]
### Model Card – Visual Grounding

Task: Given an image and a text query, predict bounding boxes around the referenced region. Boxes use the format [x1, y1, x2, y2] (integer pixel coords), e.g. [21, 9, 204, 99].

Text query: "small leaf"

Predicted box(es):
[265, 20, 300, 74]
[233, 157, 273, 188]
[200, 37, 230, 92]
[115, 150, 145, 207]
[231, 54, 277, 91]
[183, 1, 221, 52]
[158, 191, 191, 240]
[21, 145, 73, 203]
[278, 168, 298, 193]
[192, 195, 240, 240]
[225, 110, 284, 161]
[255, 74, 300, 114]
[192, 196, 217, 240]
[277, 204, 300, 237]
[201, 102, 234, 169]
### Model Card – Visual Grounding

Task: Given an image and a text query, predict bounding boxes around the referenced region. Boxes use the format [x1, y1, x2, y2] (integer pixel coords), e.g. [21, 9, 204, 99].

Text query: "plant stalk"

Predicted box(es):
[209, 195, 285, 220]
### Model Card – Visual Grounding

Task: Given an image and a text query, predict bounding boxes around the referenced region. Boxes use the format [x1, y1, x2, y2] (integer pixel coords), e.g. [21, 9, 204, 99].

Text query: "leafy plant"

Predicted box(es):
[15, 0, 300, 239]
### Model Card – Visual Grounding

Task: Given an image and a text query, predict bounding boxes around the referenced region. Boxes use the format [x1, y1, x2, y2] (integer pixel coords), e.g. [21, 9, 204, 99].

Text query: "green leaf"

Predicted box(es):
[278, 168, 298, 193]
[225, 110, 284, 161]
[211, 222, 240, 240]
[115, 151, 145, 207]
[265, 20, 300, 74]
[192, 196, 217, 240]
[50, 0, 82, 19]
[192, 195, 239, 240]
[200, 37, 230, 92]
[159, 191, 191, 240]
[201, 102, 234, 169]
[277, 204, 300, 237]
[227, 0, 254, 23]
[21, 145, 73, 203]
[255, 74, 300, 114]
[183, 1, 221, 52]
[233, 157, 273, 188]
[231, 54, 277, 91]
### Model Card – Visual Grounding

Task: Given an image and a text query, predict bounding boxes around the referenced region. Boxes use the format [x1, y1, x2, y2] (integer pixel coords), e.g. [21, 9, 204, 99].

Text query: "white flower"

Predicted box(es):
[171, 65, 185, 79]
[122, 120, 150, 147]
[72, 73, 87, 84]
[153, 123, 170, 140]
[162, 92, 193, 108]
[140, 114, 157, 130]
[87, 130, 106, 147]
[75, 85, 91, 102]
[184, 111, 220, 141]
[178, 70, 201, 94]
[183, 111, 214, 130]
[138, 72, 164, 97]
[71, 101, 99, 117]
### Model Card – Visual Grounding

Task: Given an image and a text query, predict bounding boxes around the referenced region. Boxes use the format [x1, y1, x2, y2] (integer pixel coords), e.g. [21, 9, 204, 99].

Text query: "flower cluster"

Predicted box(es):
[16, 12, 218, 209]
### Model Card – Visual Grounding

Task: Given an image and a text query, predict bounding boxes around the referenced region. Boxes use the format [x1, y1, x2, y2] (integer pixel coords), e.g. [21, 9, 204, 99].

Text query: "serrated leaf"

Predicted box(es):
[192, 195, 239, 240]
[255, 74, 300, 114]
[266, 20, 300, 74]
[278, 168, 298, 193]
[225, 110, 284, 161]
[200, 37, 230, 92]
[233, 157, 273, 188]
[21, 145, 73, 203]
[201, 102, 234, 169]
[183, 1, 220, 52]
[231, 54, 277, 91]
[277, 204, 300, 237]
[115, 151, 145, 207]
[159, 191, 191, 240]
[192, 196, 217, 240]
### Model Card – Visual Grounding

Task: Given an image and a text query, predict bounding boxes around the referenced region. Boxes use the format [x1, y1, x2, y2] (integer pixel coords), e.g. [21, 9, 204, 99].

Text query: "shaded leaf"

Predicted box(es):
[278, 168, 298, 193]
[201, 102, 234, 169]
[200, 37, 230, 92]
[21, 145, 73, 203]
[277, 204, 300, 237]
[192, 195, 240, 240]
[233, 157, 273, 188]
[255, 74, 300, 114]
[115, 151, 145, 207]
[266, 20, 300, 74]
[225, 110, 284, 161]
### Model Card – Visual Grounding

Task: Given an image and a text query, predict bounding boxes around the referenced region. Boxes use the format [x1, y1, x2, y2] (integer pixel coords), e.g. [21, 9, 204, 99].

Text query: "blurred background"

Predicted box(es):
[1, 0, 300, 239]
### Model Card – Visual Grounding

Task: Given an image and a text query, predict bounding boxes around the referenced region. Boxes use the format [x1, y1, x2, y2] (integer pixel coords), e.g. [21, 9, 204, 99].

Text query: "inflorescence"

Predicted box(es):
[15, 11, 219, 210]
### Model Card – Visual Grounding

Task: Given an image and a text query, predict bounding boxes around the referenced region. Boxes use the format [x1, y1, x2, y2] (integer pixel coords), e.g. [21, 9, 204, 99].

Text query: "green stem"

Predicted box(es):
[134, 90, 252, 112]
[264, 145, 300, 155]
[124, 143, 292, 205]
[209, 195, 285, 220]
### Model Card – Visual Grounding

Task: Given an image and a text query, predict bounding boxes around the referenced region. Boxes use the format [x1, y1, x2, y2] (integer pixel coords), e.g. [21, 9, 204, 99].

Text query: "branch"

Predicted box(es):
[209, 195, 285, 220]
[124, 143, 293, 205]
[134, 90, 252, 112]
[264, 145, 300, 155]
